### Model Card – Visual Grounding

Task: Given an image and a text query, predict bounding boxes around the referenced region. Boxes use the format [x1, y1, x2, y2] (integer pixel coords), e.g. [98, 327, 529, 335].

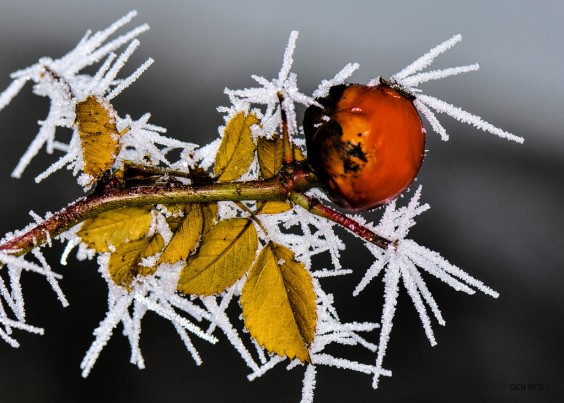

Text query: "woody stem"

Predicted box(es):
[0, 166, 317, 257]
[289, 193, 394, 250]
[0, 165, 394, 257]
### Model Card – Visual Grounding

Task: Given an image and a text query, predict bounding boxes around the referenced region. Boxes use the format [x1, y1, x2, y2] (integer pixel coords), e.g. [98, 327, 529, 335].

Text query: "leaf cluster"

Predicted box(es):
[78, 111, 316, 361]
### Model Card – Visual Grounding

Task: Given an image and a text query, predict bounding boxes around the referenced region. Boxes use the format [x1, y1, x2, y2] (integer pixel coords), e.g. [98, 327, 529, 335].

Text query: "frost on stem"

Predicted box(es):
[0, 12, 522, 403]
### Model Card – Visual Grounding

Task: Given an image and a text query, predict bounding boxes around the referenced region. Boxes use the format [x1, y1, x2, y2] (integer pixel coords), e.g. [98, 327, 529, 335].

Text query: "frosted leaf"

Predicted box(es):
[246, 273, 382, 400]
[0, 12, 170, 186]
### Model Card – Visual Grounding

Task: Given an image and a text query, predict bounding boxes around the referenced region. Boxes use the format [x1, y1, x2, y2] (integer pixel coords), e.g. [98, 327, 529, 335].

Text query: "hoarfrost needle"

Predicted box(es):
[352, 187, 499, 388]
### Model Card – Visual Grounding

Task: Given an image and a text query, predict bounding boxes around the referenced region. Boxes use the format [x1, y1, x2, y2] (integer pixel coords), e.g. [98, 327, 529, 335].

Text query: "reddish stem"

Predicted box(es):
[289, 193, 394, 250]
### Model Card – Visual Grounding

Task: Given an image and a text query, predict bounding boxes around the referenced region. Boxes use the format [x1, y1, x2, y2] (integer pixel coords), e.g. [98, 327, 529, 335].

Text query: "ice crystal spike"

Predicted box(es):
[80, 262, 217, 378]
[369, 35, 524, 143]
[350, 187, 499, 388]
[0, 12, 195, 188]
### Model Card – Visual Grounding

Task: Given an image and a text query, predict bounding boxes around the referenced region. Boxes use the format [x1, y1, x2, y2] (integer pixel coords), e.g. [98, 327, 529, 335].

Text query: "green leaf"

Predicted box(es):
[241, 242, 317, 362]
[78, 206, 153, 252]
[108, 234, 164, 290]
[177, 218, 258, 296]
[214, 112, 257, 181]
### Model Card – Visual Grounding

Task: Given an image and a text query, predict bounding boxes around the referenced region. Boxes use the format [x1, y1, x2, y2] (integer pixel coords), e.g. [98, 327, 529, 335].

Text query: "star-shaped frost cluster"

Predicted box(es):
[0, 11, 196, 189]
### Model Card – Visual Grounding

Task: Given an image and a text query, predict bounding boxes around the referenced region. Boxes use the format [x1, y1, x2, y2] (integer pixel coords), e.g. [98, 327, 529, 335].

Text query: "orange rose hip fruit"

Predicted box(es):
[304, 83, 425, 211]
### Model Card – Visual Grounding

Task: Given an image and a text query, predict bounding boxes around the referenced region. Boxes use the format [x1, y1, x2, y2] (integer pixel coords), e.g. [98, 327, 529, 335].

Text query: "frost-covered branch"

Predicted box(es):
[0, 168, 317, 257]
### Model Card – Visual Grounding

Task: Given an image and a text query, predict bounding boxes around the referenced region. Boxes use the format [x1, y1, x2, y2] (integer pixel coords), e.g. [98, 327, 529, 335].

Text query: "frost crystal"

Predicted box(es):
[370, 34, 524, 143]
[225, 31, 319, 140]
[0, 11, 195, 188]
[0, 247, 67, 347]
[81, 259, 217, 377]
[352, 187, 499, 388]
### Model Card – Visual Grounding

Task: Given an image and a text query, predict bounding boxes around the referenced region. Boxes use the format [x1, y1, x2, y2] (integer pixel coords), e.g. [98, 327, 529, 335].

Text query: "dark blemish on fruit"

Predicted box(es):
[340, 141, 367, 173]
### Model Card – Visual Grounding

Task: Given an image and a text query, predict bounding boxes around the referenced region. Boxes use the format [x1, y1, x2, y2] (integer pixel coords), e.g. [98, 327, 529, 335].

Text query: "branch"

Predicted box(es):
[0, 164, 394, 258]
[0, 166, 317, 256]
[290, 193, 394, 250]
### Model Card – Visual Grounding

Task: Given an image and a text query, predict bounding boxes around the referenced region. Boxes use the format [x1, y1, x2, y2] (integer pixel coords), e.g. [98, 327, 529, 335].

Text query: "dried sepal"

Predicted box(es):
[78, 206, 153, 252]
[241, 242, 317, 363]
[177, 218, 258, 296]
[214, 112, 257, 181]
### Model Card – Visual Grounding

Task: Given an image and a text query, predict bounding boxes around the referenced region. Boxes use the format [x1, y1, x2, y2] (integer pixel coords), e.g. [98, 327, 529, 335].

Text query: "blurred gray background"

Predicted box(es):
[0, 1, 563, 402]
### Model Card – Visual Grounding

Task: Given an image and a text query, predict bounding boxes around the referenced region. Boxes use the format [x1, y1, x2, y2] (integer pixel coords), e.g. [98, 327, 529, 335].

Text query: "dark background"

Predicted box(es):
[0, 1, 563, 402]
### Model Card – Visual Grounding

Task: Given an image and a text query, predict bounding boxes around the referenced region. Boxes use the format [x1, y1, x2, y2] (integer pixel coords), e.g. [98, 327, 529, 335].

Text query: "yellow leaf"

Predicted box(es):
[257, 134, 283, 179]
[256, 200, 291, 215]
[163, 204, 188, 232]
[201, 203, 218, 235]
[78, 207, 153, 252]
[108, 234, 164, 290]
[214, 112, 257, 181]
[293, 145, 306, 162]
[159, 204, 204, 264]
[241, 242, 317, 362]
[177, 218, 257, 296]
[76, 96, 123, 181]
